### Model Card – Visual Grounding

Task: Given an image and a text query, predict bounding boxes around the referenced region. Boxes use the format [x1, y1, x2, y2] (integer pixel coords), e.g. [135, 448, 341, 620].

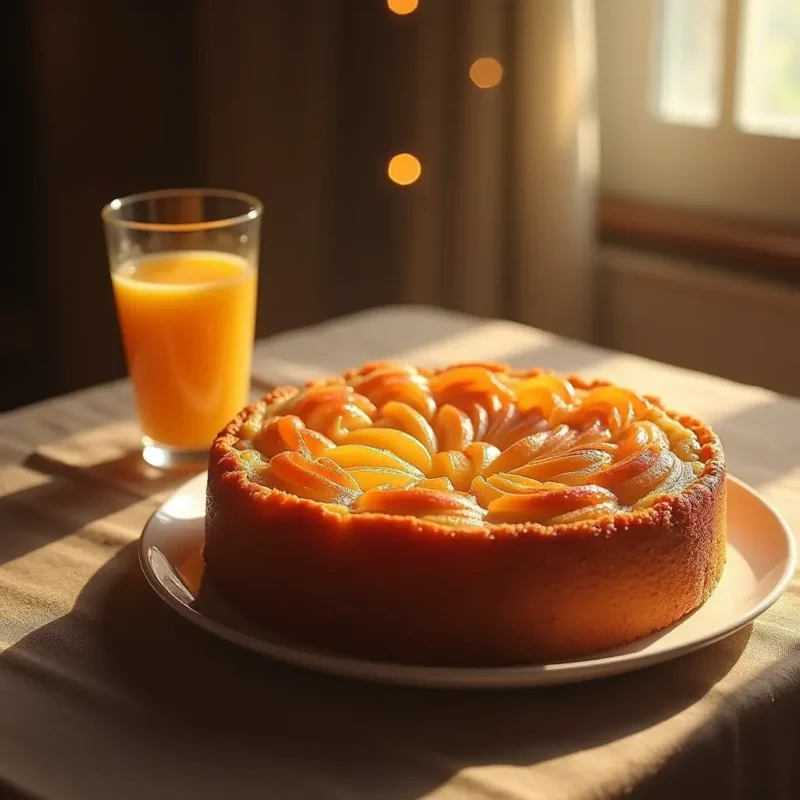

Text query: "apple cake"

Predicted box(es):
[204, 361, 726, 666]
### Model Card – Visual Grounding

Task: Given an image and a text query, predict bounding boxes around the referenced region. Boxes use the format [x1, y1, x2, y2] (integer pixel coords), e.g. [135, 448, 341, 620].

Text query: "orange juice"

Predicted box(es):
[111, 250, 257, 449]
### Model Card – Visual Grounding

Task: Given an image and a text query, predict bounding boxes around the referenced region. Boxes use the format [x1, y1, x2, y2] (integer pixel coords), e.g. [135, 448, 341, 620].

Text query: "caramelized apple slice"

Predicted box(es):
[592, 444, 676, 506]
[511, 447, 614, 484]
[429, 442, 500, 492]
[430, 451, 472, 492]
[487, 484, 618, 525]
[465, 442, 501, 473]
[414, 476, 455, 492]
[302, 400, 375, 442]
[264, 451, 361, 505]
[429, 365, 515, 402]
[644, 407, 702, 461]
[341, 428, 433, 474]
[487, 406, 550, 451]
[324, 444, 423, 477]
[482, 432, 553, 476]
[352, 367, 436, 420]
[281, 385, 377, 441]
[323, 406, 376, 442]
[487, 473, 546, 492]
[470, 473, 545, 507]
[433, 404, 475, 452]
[429, 390, 506, 445]
[562, 386, 649, 436]
[569, 419, 615, 451]
[381, 382, 437, 421]
[500, 421, 608, 462]
[619, 448, 682, 505]
[347, 467, 419, 491]
[460, 401, 490, 442]
[253, 415, 335, 459]
[481, 402, 517, 448]
[375, 401, 438, 455]
[633, 455, 696, 508]
[283, 385, 358, 419]
[515, 374, 576, 415]
[353, 486, 486, 521]
[615, 421, 669, 461]
[354, 361, 418, 378]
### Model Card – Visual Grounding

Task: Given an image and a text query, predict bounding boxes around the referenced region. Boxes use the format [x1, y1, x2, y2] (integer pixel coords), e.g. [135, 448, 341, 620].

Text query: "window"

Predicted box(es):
[596, 0, 800, 225]
[737, 0, 800, 138]
[657, 0, 725, 127]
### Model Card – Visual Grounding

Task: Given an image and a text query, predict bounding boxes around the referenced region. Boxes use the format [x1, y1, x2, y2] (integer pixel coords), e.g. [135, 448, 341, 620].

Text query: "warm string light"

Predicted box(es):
[387, 0, 419, 14]
[470, 57, 504, 88]
[388, 153, 422, 185]
[386, 0, 420, 183]
[386, 5, 503, 184]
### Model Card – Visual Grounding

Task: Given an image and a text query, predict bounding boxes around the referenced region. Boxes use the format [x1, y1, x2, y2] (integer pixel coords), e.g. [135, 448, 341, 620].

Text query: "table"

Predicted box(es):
[1, 305, 798, 800]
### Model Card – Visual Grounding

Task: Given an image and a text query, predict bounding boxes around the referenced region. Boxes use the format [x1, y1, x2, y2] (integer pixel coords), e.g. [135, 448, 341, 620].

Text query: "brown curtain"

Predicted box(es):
[8, 0, 596, 406]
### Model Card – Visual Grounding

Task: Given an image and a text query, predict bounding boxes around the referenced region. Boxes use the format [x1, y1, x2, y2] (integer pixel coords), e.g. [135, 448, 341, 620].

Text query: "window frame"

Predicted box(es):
[596, 0, 800, 228]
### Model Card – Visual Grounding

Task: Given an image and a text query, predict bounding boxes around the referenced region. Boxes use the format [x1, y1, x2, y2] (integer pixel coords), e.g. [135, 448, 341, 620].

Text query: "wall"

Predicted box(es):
[598, 244, 800, 397]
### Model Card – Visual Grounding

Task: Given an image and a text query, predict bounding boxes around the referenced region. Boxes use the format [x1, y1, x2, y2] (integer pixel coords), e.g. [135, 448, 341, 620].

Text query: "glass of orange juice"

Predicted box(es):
[102, 188, 262, 468]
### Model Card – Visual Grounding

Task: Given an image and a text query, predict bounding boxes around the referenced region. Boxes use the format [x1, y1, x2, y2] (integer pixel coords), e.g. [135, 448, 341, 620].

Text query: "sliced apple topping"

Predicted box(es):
[281, 385, 377, 442]
[430, 365, 516, 407]
[323, 443, 423, 476]
[484, 404, 550, 451]
[510, 447, 614, 485]
[323, 443, 423, 491]
[414, 476, 456, 492]
[375, 401, 438, 455]
[644, 407, 702, 461]
[486, 483, 619, 525]
[515, 373, 576, 416]
[240, 362, 710, 524]
[433, 404, 475, 452]
[482, 432, 554, 477]
[429, 442, 502, 492]
[261, 451, 361, 505]
[340, 428, 433, 474]
[351, 365, 436, 420]
[558, 385, 649, 436]
[353, 486, 487, 524]
[252, 415, 335, 459]
[346, 468, 420, 491]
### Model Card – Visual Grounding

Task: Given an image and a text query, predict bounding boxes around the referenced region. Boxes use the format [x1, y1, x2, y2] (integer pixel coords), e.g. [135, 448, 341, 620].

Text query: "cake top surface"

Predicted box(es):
[230, 361, 718, 528]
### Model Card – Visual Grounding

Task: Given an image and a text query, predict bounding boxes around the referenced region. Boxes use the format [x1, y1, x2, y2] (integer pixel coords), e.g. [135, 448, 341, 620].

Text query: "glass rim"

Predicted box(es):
[101, 188, 263, 233]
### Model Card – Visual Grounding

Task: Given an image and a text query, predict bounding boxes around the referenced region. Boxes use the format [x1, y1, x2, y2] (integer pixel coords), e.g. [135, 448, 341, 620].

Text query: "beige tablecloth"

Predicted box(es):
[1, 305, 799, 800]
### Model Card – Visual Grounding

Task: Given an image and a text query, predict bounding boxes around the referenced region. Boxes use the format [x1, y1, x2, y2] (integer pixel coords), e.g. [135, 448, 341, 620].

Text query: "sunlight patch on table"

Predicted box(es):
[0, 466, 52, 499]
[594, 353, 774, 424]
[395, 321, 574, 366]
[251, 356, 330, 387]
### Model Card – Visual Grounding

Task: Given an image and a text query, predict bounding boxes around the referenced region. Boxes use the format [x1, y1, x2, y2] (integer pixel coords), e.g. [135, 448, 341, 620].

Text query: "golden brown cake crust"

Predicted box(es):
[204, 366, 727, 666]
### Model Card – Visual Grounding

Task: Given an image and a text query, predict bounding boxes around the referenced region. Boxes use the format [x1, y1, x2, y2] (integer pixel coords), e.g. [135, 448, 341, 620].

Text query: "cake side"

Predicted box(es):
[204, 367, 726, 666]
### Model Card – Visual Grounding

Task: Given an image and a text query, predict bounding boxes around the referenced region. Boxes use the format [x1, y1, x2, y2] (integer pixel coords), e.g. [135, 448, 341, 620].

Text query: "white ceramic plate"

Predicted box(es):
[139, 473, 796, 689]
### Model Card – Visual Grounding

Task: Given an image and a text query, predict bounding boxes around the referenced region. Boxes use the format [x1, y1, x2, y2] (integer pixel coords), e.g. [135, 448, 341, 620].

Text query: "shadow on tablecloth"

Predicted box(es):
[0, 449, 198, 567]
[0, 535, 754, 800]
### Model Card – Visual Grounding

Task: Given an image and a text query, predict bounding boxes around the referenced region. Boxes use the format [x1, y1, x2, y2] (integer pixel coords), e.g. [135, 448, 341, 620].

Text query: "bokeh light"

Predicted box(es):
[388, 153, 422, 185]
[387, 0, 419, 14]
[469, 57, 504, 89]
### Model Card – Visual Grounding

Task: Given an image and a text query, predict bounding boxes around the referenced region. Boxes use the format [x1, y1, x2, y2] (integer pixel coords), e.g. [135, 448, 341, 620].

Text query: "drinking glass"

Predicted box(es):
[102, 188, 262, 468]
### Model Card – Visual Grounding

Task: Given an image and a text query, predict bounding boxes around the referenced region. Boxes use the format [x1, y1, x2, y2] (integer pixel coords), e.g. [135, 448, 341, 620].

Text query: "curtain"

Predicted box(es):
[12, 0, 597, 402]
[399, 0, 598, 338]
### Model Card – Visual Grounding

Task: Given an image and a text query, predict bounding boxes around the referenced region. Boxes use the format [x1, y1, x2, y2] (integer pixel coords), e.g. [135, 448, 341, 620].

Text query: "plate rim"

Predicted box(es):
[138, 473, 797, 688]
